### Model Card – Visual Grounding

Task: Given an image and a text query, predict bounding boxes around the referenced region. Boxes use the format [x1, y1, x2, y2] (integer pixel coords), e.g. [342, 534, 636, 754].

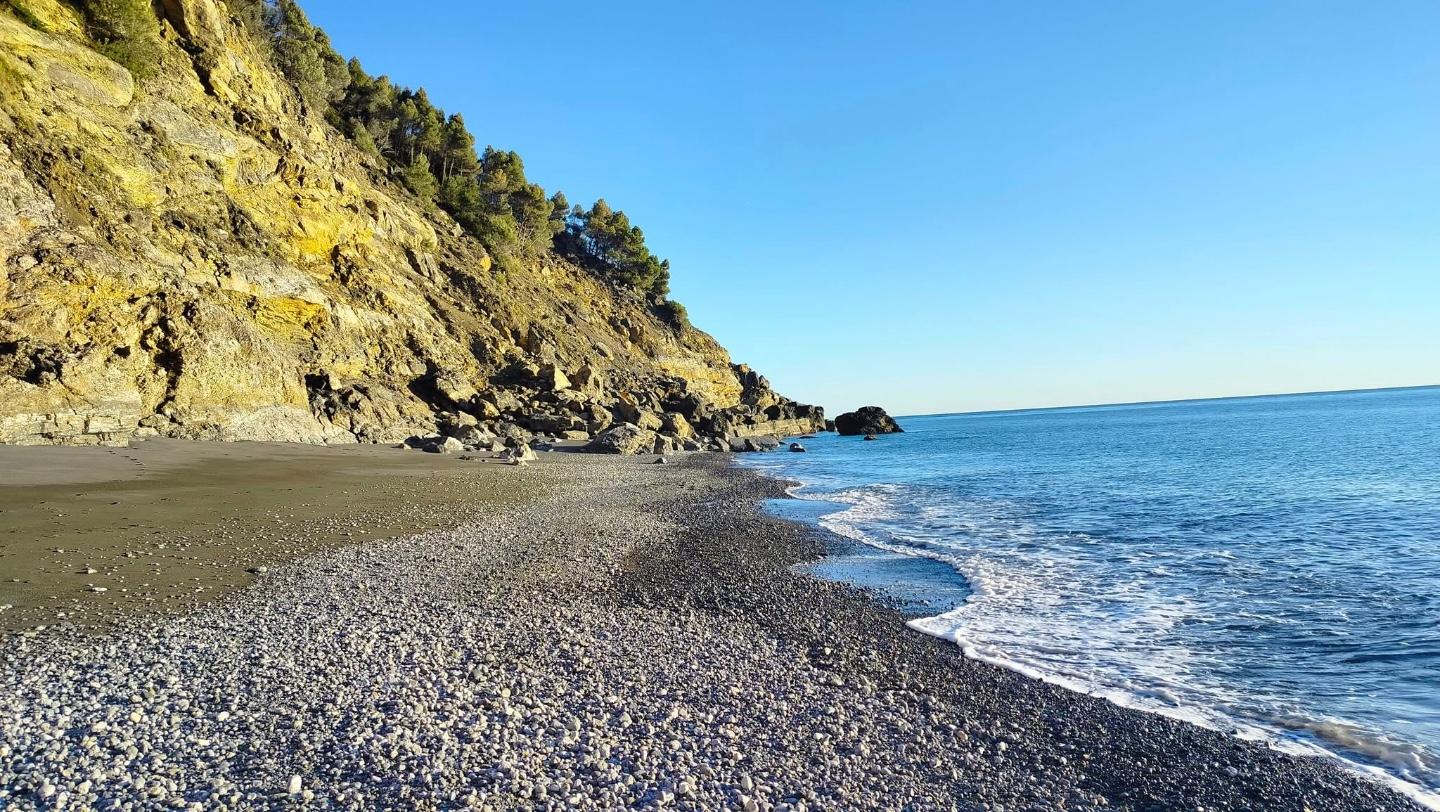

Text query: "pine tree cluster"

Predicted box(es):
[226, 0, 673, 299]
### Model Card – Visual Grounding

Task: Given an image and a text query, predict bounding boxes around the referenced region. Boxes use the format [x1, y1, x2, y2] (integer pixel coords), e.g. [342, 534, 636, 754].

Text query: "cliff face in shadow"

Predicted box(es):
[0, 0, 821, 449]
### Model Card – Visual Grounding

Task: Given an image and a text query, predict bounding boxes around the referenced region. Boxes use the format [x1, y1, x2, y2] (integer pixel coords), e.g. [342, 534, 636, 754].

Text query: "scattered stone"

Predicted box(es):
[0, 457, 1408, 812]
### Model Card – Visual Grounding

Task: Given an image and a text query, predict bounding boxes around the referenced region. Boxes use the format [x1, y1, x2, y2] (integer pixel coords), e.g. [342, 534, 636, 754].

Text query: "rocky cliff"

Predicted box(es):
[0, 0, 822, 449]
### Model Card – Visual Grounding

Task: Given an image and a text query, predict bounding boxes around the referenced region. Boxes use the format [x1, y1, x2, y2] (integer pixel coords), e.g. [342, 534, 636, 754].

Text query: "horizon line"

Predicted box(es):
[898, 382, 1440, 421]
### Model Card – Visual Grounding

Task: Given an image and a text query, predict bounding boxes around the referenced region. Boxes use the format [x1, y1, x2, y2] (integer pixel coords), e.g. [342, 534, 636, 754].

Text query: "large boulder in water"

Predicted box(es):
[834, 406, 903, 436]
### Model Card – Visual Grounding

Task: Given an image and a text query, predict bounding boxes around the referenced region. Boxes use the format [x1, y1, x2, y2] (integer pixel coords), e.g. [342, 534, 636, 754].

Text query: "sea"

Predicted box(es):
[740, 385, 1440, 805]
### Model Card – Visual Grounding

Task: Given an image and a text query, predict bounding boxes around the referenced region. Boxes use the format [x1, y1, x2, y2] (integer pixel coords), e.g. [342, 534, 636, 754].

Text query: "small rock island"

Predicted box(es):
[833, 406, 904, 436]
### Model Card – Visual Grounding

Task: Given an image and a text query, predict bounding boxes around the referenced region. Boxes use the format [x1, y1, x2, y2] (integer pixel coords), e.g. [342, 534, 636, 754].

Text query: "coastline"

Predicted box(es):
[0, 445, 1422, 810]
[759, 473, 1440, 811]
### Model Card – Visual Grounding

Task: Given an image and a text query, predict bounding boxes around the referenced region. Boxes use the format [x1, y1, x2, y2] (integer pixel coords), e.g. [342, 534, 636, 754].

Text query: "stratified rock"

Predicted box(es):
[834, 407, 903, 436]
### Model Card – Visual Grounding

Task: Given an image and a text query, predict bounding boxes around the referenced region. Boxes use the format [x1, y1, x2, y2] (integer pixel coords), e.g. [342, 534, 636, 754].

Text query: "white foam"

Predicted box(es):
[784, 480, 1440, 809]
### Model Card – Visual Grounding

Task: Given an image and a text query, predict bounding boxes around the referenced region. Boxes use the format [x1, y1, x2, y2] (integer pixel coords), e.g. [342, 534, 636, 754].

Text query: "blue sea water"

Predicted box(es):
[740, 386, 1440, 803]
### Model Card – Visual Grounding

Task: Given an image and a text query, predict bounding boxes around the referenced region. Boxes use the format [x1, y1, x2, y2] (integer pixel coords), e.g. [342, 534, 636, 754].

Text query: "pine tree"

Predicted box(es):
[272, 0, 348, 107]
[410, 90, 445, 162]
[441, 115, 478, 181]
[402, 155, 438, 203]
[511, 182, 555, 251]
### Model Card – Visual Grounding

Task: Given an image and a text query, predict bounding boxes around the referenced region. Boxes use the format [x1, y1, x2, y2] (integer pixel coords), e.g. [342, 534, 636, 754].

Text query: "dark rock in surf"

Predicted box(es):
[834, 407, 903, 437]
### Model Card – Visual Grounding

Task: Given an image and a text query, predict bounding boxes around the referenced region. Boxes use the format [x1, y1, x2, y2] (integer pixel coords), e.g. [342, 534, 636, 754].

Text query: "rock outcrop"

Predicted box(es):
[833, 406, 904, 436]
[0, 1, 823, 448]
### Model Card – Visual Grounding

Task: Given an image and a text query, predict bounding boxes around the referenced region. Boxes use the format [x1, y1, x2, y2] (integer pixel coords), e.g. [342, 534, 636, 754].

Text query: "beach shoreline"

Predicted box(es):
[755, 470, 1440, 811]
[0, 443, 1423, 810]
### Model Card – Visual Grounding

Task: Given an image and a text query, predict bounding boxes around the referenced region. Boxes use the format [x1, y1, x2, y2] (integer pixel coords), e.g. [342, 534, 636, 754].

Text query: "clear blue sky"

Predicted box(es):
[303, 0, 1438, 416]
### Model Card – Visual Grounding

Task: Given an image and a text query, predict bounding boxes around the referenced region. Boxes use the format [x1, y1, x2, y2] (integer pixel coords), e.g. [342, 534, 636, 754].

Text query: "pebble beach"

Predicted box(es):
[0, 448, 1424, 811]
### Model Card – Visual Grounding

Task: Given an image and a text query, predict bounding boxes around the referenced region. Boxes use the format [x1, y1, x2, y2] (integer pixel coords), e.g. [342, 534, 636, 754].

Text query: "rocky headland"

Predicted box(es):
[0, 0, 821, 452]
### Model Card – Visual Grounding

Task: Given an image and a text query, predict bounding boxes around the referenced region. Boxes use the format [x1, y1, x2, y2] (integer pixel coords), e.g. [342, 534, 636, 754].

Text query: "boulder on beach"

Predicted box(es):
[726, 435, 781, 453]
[423, 436, 465, 453]
[834, 406, 903, 437]
[582, 423, 658, 455]
[498, 443, 538, 465]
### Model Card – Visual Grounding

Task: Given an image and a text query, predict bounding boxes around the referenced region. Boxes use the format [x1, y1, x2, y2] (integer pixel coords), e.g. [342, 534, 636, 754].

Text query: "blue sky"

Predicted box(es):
[303, 0, 1439, 415]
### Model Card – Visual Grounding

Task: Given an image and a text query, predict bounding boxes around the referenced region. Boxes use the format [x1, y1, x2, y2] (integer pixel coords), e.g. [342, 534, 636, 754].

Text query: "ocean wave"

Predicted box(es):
[754, 467, 1440, 808]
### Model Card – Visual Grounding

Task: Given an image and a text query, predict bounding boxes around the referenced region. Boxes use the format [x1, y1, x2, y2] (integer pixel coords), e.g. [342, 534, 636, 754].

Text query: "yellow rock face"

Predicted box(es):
[0, 1, 777, 445]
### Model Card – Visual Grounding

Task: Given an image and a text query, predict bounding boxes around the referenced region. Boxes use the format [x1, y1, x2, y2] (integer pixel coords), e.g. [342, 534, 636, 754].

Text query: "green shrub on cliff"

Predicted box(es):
[270, 0, 347, 107]
[654, 300, 688, 331]
[79, 0, 163, 78]
[2, 0, 49, 32]
[229, 0, 272, 48]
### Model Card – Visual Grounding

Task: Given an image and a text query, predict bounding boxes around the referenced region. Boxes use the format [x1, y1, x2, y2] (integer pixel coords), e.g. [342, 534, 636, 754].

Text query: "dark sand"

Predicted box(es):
[0, 439, 534, 633]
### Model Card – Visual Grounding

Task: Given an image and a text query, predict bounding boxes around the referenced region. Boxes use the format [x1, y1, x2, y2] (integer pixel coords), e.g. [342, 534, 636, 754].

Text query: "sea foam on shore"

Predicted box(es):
[743, 387, 1440, 807]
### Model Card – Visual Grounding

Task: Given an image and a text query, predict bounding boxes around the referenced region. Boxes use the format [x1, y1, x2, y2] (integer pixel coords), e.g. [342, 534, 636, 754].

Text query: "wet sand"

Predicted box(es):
[0, 439, 535, 633]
